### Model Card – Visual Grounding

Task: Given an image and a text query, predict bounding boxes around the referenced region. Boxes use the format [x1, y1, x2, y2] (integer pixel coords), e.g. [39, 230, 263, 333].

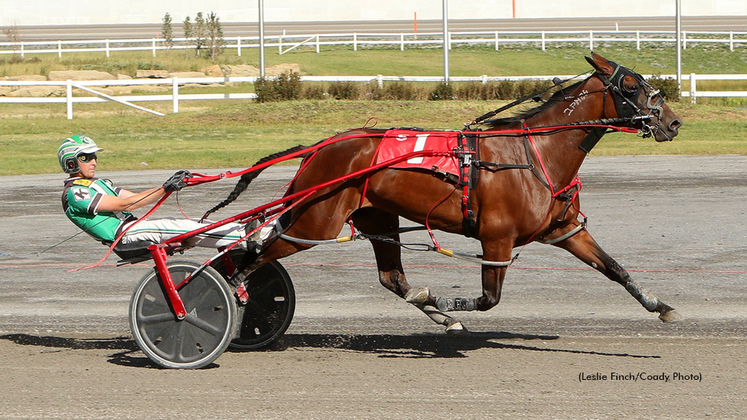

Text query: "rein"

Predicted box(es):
[467, 71, 591, 128]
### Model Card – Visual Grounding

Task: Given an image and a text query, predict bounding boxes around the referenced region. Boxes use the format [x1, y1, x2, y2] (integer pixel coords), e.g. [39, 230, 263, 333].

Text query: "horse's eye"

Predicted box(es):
[623, 84, 638, 94]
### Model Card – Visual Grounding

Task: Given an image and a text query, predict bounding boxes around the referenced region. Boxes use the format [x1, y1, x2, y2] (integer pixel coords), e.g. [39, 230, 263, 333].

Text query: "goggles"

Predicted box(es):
[77, 152, 98, 163]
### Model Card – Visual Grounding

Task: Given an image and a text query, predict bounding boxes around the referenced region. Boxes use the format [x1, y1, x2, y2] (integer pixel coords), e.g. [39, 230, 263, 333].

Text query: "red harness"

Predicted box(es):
[371, 129, 479, 236]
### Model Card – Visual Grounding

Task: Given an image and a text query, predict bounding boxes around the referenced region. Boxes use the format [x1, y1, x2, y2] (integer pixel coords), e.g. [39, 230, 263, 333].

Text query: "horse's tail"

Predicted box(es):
[201, 144, 311, 221]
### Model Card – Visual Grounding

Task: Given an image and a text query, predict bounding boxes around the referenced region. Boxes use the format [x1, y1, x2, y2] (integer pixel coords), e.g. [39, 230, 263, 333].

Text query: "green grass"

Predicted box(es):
[2, 43, 747, 176]
[4, 42, 747, 78]
[2, 99, 746, 176]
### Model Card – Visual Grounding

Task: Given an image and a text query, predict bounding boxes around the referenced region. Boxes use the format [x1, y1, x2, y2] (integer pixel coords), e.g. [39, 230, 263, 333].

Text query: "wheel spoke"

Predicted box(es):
[137, 312, 175, 325]
[184, 312, 226, 336]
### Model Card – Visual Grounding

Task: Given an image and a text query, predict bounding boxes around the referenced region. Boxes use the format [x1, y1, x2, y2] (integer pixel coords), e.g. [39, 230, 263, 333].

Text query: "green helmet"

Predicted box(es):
[58, 135, 103, 174]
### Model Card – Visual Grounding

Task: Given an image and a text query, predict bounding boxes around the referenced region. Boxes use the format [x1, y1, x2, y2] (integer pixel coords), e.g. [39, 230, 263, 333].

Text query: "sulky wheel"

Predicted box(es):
[129, 261, 236, 369]
[210, 251, 295, 350]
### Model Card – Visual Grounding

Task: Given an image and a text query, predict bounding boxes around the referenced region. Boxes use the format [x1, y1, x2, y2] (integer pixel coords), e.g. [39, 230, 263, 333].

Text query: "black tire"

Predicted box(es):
[129, 261, 236, 369]
[210, 251, 295, 350]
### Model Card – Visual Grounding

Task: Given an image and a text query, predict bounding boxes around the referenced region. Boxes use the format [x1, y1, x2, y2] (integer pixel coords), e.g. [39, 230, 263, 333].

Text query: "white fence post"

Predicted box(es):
[401, 33, 405, 51]
[495, 31, 499, 50]
[690, 73, 697, 104]
[237, 36, 242, 57]
[173, 77, 179, 113]
[316, 34, 320, 53]
[20, 42, 24, 59]
[541, 31, 546, 51]
[377, 75, 383, 89]
[589, 30, 594, 51]
[636, 31, 640, 50]
[106, 40, 110, 58]
[353, 33, 358, 51]
[152, 39, 156, 57]
[58, 41, 62, 59]
[683, 31, 687, 50]
[66, 80, 73, 120]
[730, 32, 734, 52]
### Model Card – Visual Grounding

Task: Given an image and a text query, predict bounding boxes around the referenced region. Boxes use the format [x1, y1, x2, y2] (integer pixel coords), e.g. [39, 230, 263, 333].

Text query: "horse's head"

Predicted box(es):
[585, 53, 682, 142]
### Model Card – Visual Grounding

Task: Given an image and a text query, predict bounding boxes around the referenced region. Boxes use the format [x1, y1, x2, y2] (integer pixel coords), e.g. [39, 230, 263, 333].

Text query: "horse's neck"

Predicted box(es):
[524, 78, 608, 190]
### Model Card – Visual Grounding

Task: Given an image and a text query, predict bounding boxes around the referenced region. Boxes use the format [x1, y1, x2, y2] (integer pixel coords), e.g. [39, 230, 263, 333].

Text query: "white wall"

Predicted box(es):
[2, 0, 745, 26]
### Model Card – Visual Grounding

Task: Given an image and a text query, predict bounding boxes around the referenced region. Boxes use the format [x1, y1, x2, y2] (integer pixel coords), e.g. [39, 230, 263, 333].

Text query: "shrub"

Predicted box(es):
[511, 79, 553, 100]
[430, 83, 455, 101]
[382, 82, 419, 100]
[647, 75, 681, 102]
[455, 82, 486, 100]
[254, 71, 302, 102]
[493, 80, 516, 100]
[303, 84, 327, 100]
[363, 83, 383, 100]
[328, 81, 360, 100]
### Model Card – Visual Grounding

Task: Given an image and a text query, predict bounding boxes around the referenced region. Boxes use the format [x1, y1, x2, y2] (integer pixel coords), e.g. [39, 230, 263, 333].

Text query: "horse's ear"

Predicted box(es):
[585, 52, 614, 76]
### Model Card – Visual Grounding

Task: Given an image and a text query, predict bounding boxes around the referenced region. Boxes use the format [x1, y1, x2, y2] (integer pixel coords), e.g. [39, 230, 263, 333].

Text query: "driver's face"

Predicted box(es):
[78, 156, 97, 178]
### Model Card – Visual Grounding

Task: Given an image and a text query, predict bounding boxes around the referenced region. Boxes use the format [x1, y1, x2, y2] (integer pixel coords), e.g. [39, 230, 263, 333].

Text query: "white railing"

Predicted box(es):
[2, 30, 747, 58]
[686, 73, 747, 103]
[0, 73, 741, 119]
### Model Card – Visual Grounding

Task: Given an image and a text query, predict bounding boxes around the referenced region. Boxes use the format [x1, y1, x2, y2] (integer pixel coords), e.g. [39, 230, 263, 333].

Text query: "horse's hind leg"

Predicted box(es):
[554, 227, 682, 322]
[351, 208, 411, 298]
[351, 208, 466, 333]
[401, 238, 516, 334]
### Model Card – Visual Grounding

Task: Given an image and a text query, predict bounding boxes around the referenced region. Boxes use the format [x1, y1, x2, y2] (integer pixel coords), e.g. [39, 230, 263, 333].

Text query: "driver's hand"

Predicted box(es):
[163, 170, 191, 192]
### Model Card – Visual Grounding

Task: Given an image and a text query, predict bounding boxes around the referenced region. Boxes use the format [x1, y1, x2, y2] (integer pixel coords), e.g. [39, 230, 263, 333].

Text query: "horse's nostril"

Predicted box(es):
[670, 119, 683, 132]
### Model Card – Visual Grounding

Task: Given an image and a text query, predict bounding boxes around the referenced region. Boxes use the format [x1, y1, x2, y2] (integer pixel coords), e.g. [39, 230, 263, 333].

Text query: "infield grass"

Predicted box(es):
[2, 99, 745, 176]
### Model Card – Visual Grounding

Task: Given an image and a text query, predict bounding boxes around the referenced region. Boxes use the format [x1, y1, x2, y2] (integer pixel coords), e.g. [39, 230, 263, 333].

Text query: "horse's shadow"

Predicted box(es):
[0, 331, 660, 369]
[263, 331, 660, 359]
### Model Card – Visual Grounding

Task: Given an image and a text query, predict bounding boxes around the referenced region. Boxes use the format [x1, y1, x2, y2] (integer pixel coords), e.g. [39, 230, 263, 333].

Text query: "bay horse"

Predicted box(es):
[211, 53, 683, 333]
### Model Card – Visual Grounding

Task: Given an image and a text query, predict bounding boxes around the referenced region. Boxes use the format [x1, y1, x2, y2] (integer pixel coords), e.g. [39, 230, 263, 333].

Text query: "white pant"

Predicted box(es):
[119, 217, 247, 250]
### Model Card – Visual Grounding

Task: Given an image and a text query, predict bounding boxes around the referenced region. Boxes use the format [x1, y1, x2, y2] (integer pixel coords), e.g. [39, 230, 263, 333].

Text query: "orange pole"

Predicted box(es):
[414, 12, 417, 34]
[512, 0, 516, 18]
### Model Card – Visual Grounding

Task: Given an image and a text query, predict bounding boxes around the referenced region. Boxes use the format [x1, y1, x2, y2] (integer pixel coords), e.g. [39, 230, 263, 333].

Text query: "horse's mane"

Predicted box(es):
[482, 80, 586, 128]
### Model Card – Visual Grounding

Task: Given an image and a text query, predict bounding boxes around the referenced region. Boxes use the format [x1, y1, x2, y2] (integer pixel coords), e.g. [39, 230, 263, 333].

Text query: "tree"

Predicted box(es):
[193, 12, 207, 56]
[206, 12, 224, 60]
[3, 21, 22, 53]
[183, 16, 193, 57]
[161, 13, 173, 49]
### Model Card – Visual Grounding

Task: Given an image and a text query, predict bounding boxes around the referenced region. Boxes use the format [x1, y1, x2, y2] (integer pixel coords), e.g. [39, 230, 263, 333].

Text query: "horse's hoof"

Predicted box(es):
[405, 287, 430, 304]
[659, 310, 683, 323]
[445, 321, 468, 335]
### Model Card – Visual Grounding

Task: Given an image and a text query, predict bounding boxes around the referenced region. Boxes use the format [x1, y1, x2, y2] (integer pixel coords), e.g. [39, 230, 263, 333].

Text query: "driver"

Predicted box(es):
[59, 135, 258, 256]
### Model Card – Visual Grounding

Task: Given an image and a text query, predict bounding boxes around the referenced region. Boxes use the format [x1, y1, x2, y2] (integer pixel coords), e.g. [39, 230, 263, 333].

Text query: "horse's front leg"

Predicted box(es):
[553, 227, 682, 322]
[405, 238, 513, 334]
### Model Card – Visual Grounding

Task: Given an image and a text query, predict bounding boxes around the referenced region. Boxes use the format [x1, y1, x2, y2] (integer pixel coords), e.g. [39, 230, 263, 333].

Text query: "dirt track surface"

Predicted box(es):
[1, 155, 746, 419]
